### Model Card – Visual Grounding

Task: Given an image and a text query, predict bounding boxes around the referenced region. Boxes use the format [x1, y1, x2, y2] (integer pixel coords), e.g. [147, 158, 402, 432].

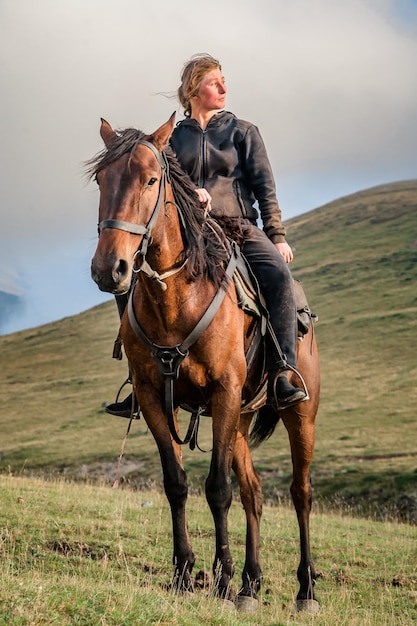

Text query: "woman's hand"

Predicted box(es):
[275, 241, 293, 263]
[195, 187, 212, 212]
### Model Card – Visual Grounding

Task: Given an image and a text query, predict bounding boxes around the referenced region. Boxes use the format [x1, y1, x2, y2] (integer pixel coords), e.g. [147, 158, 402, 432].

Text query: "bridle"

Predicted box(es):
[97, 139, 186, 291]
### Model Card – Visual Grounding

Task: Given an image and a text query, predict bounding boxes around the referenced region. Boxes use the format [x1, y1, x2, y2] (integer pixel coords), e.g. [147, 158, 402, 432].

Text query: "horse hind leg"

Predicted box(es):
[280, 406, 320, 613]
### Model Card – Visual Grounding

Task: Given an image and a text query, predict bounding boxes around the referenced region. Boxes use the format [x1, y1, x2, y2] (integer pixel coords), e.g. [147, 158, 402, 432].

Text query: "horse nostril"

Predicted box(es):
[113, 258, 129, 282]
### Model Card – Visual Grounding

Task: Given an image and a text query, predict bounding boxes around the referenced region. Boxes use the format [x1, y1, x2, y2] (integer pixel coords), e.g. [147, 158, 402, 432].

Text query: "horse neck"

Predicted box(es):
[146, 190, 184, 272]
[136, 189, 193, 316]
[135, 192, 216, 326]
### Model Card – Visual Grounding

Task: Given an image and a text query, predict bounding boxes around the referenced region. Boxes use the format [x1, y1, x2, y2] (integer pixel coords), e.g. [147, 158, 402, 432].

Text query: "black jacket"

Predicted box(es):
[170, 110, 286, 243]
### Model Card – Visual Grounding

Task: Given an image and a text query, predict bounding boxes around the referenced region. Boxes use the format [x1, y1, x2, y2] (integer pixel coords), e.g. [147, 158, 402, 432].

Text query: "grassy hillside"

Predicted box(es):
[1, 476, 416, 625]
[1, 180, 416, 520]
[288, 179, 417, 517]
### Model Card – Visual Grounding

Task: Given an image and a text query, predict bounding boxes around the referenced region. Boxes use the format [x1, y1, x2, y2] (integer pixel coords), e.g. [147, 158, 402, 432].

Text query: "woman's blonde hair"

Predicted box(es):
[178, 53, 222, 117]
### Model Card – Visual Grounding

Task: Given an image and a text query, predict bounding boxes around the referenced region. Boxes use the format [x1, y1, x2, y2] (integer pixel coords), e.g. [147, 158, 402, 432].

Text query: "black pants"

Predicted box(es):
[241, 223, 297, 370]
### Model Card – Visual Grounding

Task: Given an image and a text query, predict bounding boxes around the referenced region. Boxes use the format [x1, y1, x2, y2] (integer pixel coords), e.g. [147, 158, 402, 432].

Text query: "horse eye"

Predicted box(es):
[147, 177, 157, 187]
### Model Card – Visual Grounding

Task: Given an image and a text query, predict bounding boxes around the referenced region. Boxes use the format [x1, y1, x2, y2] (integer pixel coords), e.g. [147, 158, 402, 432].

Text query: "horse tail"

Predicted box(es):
[250, 404, 281, 448]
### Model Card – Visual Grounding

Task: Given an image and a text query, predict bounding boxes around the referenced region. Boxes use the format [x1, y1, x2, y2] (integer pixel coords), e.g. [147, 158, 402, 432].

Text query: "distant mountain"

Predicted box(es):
[0, 290, 24, 334]
[0, 272, 24, 334]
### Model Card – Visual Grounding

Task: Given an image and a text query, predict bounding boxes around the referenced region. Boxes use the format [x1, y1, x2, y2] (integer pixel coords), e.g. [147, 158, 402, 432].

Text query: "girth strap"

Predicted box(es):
[127, 242, 239, 445]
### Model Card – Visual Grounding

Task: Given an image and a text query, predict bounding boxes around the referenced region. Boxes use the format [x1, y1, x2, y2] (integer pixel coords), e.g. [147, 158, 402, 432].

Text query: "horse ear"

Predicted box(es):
[100, 118, 116, 147]
[150, 112, 176, 152]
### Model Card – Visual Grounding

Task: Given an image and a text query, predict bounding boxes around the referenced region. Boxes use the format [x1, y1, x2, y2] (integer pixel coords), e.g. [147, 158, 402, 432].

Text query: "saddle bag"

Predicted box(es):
[294, 279, 317, 337]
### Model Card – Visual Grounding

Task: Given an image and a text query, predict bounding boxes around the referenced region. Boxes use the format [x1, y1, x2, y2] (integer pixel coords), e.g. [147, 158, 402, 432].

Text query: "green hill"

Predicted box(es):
[1, 180, 416, 521]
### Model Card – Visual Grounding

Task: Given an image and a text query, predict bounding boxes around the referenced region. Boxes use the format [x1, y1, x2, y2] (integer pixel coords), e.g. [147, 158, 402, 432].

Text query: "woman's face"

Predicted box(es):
[194, 68, 227, 112]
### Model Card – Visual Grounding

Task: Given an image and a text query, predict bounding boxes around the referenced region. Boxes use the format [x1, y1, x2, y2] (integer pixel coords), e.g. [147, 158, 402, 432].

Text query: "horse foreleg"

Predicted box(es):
[144, 405, 195, 593]
[205, 396, 241, 600]
[281, 408, 318, 609]
[232, 413, 263, 602]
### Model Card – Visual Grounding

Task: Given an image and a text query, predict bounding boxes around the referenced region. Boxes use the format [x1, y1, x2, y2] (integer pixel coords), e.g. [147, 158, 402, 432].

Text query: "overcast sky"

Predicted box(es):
[1, 0, 417, 334]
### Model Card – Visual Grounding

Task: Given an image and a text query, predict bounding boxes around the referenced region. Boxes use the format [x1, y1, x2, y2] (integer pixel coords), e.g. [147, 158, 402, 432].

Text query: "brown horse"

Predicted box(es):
[88, 114, 320, 613]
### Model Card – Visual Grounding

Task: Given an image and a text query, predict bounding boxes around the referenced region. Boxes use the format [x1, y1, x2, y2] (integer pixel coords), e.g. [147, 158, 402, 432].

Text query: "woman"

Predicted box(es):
[106, 53, 306, 416]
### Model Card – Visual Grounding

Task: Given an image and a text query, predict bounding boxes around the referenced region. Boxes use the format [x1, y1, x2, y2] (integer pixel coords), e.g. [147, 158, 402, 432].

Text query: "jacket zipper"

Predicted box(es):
[199, 129, 207, 188]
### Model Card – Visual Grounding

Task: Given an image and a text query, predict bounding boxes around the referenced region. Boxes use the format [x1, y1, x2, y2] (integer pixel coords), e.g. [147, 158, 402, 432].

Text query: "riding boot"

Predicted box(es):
[266, 370, 307, 410]
[240, 223, 308, 410]
[105, 293, 139, 418]
[105, 391, 138, 418]
[264, 270, 307, 410]
[114, 292, 128, 319]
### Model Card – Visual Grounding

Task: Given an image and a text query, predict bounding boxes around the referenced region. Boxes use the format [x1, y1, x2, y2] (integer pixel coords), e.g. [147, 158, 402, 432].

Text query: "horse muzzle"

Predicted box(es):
[91, 253, 132, 294]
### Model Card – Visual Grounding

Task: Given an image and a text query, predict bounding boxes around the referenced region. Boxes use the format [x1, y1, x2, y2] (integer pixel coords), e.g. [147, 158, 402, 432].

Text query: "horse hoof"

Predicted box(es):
[296, 599, 320, 614]
[221, 599, 236, 612]
[235, 595, 259, 613]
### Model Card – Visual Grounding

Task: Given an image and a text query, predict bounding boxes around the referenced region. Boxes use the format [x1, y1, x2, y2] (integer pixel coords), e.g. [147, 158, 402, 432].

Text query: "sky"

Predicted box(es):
[1, 0, 417, 334]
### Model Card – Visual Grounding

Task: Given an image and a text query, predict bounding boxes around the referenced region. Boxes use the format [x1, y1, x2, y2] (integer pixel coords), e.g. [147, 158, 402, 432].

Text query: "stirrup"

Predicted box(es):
[280, 365, 309, 399]
[105, 379, 139, 419]
[268, 367, 309, 411]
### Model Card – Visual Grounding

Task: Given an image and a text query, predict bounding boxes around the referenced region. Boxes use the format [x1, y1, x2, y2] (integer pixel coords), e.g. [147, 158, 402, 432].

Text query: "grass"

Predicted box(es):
[1, 475, 416, 625]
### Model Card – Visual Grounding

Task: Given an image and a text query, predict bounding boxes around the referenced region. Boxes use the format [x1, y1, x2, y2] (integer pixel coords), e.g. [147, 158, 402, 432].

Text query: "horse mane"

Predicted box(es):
[86, 128, 229, 288]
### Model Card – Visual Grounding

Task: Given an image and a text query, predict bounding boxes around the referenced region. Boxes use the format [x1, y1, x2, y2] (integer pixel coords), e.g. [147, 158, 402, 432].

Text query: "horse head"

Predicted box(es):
[90, 113, 176, 294]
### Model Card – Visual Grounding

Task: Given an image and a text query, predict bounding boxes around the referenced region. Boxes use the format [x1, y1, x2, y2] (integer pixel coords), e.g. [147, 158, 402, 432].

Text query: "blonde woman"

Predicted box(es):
[171, 53, 306, 410]
[106, 54, 306, 417]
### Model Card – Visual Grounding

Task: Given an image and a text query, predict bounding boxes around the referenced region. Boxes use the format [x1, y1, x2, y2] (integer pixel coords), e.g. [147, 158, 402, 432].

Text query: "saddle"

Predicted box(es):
[211, 215, 316, 338]
[233, 249, 316, 339]
[230, 249, 316, 416]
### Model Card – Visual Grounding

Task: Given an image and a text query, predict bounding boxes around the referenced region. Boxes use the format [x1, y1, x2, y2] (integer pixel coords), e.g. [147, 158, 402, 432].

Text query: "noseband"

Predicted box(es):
[97, 140, 184, 290]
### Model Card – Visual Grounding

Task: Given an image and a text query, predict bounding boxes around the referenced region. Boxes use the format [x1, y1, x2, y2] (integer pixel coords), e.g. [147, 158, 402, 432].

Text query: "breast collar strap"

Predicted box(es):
[127, 242, 239, 445]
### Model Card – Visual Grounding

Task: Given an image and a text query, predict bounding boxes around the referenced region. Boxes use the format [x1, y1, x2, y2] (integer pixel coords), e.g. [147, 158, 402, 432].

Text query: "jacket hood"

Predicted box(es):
[175, 110, 236, 130]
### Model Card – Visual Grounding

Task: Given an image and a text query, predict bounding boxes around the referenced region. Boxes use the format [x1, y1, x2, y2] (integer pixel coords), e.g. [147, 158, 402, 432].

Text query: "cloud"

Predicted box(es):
[1, 0, 416, 332]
